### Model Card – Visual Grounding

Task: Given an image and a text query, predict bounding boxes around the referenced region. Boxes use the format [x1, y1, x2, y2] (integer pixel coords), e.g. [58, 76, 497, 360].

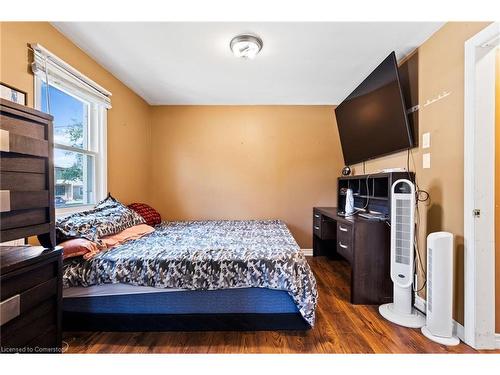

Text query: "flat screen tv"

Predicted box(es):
[334, 51, 413, 166]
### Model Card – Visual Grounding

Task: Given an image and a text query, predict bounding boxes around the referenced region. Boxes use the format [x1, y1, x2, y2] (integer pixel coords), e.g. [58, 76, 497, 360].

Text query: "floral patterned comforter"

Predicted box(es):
[63, 220, 318, 326]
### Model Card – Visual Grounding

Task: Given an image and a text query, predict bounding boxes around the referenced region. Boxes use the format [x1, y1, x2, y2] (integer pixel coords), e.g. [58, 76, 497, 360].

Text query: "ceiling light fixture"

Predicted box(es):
[230, 34, 263, 59]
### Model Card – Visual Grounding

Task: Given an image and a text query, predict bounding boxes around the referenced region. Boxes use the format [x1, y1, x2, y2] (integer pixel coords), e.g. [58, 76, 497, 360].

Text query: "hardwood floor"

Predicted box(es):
[62, 257, 496, 354]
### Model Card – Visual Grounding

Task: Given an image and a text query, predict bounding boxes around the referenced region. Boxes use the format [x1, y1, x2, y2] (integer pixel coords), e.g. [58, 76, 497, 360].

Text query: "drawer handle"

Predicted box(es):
[314, 214, 320, 218]
[0, 129, 9, 152]
[0, 294, 20, 326]
[0, 190, 11, 212]
[314, 226, 320, 230]
[339, 225, 348, 232]
[339, 241, 348, 249]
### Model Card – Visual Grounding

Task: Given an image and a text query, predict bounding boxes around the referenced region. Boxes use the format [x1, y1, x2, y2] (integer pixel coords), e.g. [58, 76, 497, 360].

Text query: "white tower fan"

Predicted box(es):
[421, 232, 459, 345]
[379, 179, 425, 328]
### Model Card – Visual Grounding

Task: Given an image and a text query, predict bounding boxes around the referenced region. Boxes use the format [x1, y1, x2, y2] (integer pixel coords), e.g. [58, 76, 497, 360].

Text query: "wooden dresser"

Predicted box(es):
[0, 98, 61, 353]
[0, 98, 55, 248]
[0, 246, 62, 353]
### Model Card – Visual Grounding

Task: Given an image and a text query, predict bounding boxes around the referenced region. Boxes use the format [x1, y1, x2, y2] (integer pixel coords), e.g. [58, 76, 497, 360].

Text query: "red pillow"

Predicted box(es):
[127, 203, 161, 226]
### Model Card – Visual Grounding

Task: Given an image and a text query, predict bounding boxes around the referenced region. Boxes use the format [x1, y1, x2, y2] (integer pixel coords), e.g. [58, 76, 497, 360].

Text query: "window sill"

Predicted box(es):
[56, 204, 94, 218]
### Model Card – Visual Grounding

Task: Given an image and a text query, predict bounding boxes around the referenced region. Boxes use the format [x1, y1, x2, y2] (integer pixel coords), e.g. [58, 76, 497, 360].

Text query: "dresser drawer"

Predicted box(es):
[1, 261, 57, 300]
[0, 129, 49, 157]
[0, 154, 46, 174]
[0, 298, 57, 349]
[0, 114, 46, 140]
[1, 208, 48, 230]
[0, 171, 46, 191]
[1, 276, 58, 324]
[0, 190, 49, 211]
[0, 247, 62, 352]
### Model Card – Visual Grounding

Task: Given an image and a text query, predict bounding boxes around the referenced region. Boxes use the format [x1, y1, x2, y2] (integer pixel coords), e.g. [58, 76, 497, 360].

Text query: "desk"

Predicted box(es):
[313, 207, 392, 305]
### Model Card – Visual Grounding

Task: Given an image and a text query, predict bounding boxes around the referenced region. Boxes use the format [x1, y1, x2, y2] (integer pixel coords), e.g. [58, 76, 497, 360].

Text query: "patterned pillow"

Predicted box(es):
[127, 203, 162, 226]
[56, 195, 145, 246]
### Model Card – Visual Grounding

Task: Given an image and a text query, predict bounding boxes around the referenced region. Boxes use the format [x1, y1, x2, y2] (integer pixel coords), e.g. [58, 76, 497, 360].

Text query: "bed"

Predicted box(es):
[62, 219, 318, 331]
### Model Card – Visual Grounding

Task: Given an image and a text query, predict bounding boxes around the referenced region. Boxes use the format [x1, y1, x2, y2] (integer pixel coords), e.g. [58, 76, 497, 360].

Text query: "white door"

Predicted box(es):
[464, 22, 500, 349]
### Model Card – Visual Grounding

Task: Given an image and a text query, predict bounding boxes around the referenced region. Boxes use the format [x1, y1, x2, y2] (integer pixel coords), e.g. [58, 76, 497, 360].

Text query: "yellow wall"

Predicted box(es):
[350, 22, 490, 323]
[149, 106, 343, 248]
[495, 48, 500, 334]
[0, 22, 151, 204]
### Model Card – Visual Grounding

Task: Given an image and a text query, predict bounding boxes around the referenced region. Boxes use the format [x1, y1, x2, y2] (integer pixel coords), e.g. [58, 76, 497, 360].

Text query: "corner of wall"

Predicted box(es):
[146, 103, 154, 206]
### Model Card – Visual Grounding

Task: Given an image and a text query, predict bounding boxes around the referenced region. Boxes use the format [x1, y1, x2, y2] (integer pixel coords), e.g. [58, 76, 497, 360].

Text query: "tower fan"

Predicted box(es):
[421, 232, 459, 345]
[379, 179, 425, 328]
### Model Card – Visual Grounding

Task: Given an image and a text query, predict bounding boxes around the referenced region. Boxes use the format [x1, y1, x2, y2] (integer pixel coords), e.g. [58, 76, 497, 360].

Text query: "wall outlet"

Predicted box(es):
[422, 132, 431, 149]
[423, 153, 431, 169]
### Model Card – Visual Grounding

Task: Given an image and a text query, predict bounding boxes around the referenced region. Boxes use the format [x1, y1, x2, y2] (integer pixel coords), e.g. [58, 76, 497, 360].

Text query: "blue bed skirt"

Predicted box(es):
[63, 287, 300, 315]
[62, 287, 309, 331]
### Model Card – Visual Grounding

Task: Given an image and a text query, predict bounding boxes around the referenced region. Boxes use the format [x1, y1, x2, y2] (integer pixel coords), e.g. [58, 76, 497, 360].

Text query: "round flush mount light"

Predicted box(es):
[230, 34, 263, 59]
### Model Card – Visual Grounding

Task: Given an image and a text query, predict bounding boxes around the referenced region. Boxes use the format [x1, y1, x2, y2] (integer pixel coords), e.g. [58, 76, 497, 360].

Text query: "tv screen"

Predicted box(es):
[334, 52, 413, 166]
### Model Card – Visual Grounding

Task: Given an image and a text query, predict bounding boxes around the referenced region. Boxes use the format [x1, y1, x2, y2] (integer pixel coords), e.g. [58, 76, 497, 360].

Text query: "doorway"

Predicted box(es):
[463, 22, 500, 350]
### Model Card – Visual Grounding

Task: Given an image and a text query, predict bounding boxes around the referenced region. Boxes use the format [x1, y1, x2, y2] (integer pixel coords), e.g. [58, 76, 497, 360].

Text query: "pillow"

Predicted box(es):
[128, 203, 161, 226]
[99, 224, 155, 251]
[60, 238, 100, 260]
[56, 195, 146, 246]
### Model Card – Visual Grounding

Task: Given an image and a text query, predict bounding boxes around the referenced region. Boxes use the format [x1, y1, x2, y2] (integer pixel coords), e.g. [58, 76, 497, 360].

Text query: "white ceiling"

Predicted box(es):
[53, 22, 444, 105]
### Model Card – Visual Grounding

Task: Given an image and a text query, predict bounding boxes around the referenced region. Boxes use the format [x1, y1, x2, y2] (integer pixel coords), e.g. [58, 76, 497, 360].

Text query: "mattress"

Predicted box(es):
[63, 284, 183, 298]
[63, 220, 318, 325]
[63, 286, 299, 314]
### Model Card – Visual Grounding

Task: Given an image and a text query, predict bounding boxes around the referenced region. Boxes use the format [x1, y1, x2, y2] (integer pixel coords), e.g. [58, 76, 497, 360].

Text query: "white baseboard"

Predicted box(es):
[496, 334, 500, 349]
[453, 320, 465, 342]
[302, 248, 313, 257]
[414, 297, 466, 344]
[414, 295, 426, 314]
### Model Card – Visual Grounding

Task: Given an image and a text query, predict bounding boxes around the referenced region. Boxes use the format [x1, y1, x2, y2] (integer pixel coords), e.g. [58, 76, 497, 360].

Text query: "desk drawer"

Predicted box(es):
[337, 222, 353, 262]
[337, 222, 353, 242]
[337, 239, 352, 262]
[313, 213, 336, 240]
[313, 211, 321, 228]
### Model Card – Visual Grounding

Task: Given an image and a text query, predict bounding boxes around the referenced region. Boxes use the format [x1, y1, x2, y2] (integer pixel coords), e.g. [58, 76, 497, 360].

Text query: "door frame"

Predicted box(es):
[463, 22, 500, 349]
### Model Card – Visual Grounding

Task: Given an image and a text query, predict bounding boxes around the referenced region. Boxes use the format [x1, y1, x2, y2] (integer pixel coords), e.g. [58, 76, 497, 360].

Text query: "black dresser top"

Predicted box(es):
[0, 246, 62, 274]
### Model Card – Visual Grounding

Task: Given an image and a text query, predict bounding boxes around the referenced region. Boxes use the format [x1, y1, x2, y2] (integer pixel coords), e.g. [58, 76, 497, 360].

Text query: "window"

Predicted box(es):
[32, 44, 110, 215]
[41, 83, 95, 209]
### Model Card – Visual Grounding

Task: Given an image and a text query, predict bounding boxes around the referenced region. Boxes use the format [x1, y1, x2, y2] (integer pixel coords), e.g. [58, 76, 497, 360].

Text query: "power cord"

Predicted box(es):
[406, 149, 430, 203]
[406, 149, 429, 293]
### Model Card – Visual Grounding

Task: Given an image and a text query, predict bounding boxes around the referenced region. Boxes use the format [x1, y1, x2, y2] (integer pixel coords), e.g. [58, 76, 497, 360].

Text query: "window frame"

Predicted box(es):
[34, 74, 107, 217]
